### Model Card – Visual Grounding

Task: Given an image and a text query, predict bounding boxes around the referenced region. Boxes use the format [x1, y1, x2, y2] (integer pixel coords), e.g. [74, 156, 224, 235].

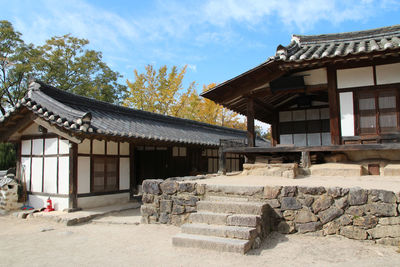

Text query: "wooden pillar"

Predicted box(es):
[327, 67, 341, 145]
[247, 97, 255, 147]
[218, 146, 226, 175]
[270, 111, 278, 147]
[301, 151, 311, 168]
[69, 142, 78, 210]
[129, 143, 136, 196]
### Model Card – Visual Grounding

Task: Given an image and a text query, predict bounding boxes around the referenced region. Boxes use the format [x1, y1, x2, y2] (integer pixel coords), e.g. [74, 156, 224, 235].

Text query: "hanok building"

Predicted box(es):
[202, 25, 400, 172]
[0, 81, 267, 211]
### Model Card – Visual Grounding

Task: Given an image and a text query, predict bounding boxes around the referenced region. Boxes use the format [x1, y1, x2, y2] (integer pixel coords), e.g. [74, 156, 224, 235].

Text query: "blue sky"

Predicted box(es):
[2, 0, 400, 129]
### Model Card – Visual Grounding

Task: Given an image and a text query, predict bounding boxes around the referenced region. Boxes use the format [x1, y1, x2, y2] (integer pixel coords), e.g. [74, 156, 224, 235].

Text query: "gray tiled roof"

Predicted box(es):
[274, 25, 400, 62]
[0, 81, 269, 147]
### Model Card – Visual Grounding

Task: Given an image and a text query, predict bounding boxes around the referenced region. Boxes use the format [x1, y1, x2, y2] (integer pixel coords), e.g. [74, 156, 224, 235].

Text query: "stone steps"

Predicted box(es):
[197, 200, 267, 215]
[173, 198, 268, 254]
[172, 233, 252, 254]
[181, 223, 257, 240]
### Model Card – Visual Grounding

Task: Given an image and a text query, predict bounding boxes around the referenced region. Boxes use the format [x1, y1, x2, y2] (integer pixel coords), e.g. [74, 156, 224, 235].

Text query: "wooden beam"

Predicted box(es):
[270, 111, 278, 147]
[0, 113, 36, 142]
[34, 118, 83, 144]
[327, 66, 341, 145]
[218, 147, 226, 175]
[247, 98, 255, 147]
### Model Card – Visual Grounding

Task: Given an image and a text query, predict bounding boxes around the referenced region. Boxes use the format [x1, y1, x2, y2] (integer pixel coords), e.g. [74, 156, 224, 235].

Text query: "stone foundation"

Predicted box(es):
[242, 163, 298, 178]
[141, 179, 400, 246]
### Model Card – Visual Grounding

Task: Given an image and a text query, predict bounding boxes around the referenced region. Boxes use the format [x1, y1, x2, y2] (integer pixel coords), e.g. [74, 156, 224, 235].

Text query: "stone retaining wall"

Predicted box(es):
[141, 179, 400, 246]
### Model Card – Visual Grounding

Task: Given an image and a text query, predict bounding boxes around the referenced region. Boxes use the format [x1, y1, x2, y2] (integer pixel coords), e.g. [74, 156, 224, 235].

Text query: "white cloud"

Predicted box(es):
[187, 64, 197, 72]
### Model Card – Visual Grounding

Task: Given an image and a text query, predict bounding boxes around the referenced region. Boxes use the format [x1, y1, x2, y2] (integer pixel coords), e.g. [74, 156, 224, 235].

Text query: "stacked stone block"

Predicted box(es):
[0, 178, 21, 211]
[141, 178, 400, 247]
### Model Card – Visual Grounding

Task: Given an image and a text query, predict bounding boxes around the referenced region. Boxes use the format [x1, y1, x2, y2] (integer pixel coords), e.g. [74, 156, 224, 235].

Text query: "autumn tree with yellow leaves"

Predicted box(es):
[123, 64, 246, 130]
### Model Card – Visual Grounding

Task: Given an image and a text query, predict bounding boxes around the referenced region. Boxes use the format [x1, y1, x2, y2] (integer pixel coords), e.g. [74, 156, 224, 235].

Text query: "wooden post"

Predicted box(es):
[270, 111, 278, 147]
[301, 151, 311, 168]
[218, 146, 226, 175]
[69, 142, 78, 210]
[327, 67, 341, 145]
[247, 97, 255, 147]
[129, 143, 136, 197]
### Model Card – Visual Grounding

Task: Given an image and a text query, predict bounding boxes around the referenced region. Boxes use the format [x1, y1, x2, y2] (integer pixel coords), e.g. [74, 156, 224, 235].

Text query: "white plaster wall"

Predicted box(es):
[293, 134, 307, 146]
[293, 68, 327, 85]
[78, 139, 91, 154]
[77, 193, 130, 209]
[339, 92, 355, 136]
[280, 134, 293, 145]
[21, 157, 31, 191]
[77, 157, 91, 194]
[120, 142, 130, 156]
[44, 138, 58, 155]
[119, 158, 130, 190]
[59, 140, 69, 154]
[43, 157, 57, 194]
[58, 156, 70, 195]
[107, 141, 118, 155]
[28, 194, 69, 211]
[31, 157, 43, 192]
[32, 139, 43, 155]
[93, 140, 105, 154]
[337, 67, 374, 89]
[21, 140, 31, 155]
[376, 63, 400, 85]
[307, 133, 321, 146]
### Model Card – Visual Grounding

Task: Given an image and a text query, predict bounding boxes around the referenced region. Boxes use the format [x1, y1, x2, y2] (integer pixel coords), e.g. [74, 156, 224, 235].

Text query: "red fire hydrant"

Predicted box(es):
[43, 197, 55, 212]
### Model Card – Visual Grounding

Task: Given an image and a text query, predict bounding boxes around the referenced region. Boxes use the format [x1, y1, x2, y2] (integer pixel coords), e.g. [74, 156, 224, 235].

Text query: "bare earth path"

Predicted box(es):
[1, 213, 400, 267]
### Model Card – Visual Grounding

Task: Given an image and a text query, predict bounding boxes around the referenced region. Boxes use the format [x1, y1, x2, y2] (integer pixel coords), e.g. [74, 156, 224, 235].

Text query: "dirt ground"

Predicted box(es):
[1, 211, 400, 267]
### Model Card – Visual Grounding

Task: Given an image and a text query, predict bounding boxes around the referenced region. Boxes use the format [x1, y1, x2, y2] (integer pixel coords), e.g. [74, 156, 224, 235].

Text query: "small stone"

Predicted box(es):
[142, 194, 154, 204]
[378, 217, 400, 225]
[296, 221, 322, 233]
[283, 210, 296, 221]
[346, 206, 365, 217]
[281, 197, 302, 210]
[353, 215, 378, 229]
[252, 237, 262, 249]
[264, 186, 282, 199]
[327, 187, 347, 198]
[335, 196, 348, 209]
[281, 186, 297, 197]
[159, 213, 170, 224]
[265, 199, 280, 208]
[40, 227, 54, 232]
[149, 216, 158, 224]
[323, 221, 340, 235]
[160, 180, 178, 194]
[298, 196, 314, 207]
[367, 225, 400, 239]
[140, 216, 149, 224]
[367, 203, 397, 217]
[312, 195, 333, 214]
[369, 189, 396, 203]
[340, 226, 367, 240]
[294, 208, 318, 223]
[185, 206, 196, 213]
[277, 221, 296, 234]
[335, 214, 353, 226]
[376, 237, 400, 246]
[298, 186, 326, 195]
[142, 179, 163, 195]
[172, 204, 185, 215]
[160, 200, 172, 213]
[196, 184, 205, 195]
[140, 205, 158, 217]
[348, 188, 368, 206]
[178, 182, 196, 193]
[318, 207, 343, 224]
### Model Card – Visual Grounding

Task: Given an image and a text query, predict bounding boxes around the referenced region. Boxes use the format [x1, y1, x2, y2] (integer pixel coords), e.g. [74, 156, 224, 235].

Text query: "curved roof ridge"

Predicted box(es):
[292, 24, 400, 45]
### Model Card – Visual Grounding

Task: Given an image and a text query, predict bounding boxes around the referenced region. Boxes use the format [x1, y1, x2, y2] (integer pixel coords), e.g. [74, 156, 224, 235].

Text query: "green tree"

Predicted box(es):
[0, 21, 127, 115]
[33, 34, 127, 103]
[0, 20, 37, 115]
[0, 143, 16, 170]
